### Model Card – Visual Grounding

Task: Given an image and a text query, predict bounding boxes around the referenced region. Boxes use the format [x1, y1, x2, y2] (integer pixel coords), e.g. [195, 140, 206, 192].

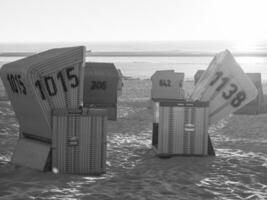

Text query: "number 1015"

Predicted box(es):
[35, 67, 79, 100]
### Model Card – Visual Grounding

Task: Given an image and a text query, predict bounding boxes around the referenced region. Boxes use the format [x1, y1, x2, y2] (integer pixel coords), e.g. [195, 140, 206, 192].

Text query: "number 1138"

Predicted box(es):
[209, 71, 246, 107]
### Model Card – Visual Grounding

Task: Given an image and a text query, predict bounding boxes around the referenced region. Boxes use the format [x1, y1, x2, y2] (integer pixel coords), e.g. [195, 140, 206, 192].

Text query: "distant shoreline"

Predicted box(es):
[1, 51, 267, 57]
[87, 51, 267, 57]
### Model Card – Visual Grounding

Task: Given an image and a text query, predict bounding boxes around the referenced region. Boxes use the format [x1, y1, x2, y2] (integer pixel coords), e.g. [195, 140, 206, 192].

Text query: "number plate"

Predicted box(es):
[151, 70, 185, 100]
[191, 50, 258, 124]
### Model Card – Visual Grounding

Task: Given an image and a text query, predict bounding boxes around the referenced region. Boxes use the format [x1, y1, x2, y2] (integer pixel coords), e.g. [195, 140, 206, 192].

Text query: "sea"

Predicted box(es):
[1, 40, 267, 80]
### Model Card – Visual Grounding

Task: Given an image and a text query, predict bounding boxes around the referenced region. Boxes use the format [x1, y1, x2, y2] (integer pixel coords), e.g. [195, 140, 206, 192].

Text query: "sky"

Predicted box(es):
[1, 0, 267, 43]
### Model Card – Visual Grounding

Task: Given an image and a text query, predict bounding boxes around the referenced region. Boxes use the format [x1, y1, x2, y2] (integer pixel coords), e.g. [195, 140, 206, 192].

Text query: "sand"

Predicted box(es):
[0, 79, 266, 200]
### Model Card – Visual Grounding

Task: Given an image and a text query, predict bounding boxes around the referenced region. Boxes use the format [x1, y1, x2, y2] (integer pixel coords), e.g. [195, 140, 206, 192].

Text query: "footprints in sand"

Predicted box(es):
[107, 130, 152, 170]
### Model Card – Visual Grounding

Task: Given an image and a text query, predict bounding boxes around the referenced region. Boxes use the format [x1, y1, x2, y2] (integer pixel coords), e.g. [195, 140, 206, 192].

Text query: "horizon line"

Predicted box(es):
[1, 50, 267, 57]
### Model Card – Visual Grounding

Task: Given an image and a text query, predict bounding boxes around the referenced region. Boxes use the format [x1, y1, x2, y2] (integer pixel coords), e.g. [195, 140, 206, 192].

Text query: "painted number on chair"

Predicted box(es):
[159, 79, 171, 87]
[91, 81, 107, 90]
[209, 71, 247, 108]
[35, 66, 79, 100]
[6, 73, 27, 95]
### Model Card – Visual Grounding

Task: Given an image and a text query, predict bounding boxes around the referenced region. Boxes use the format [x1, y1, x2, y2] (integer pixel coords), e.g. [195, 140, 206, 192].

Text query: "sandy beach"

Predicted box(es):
[1, 0, 267, 198]
[0, 79, 266, 200]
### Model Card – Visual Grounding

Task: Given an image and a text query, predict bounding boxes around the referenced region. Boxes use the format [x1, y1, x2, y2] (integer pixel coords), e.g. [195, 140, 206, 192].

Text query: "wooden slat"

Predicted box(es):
[194, 108, 204, 155]
[176, 107, 185, 154]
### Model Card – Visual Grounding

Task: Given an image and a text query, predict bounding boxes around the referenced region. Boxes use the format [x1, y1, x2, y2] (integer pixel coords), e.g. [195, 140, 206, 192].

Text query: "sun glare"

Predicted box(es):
[233, 40, 261, 53]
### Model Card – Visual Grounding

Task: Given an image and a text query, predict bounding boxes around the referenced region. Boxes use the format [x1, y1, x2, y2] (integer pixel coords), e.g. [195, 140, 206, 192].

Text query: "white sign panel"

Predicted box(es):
[191, 50, 258, 124]
[151, 70, 184, 100]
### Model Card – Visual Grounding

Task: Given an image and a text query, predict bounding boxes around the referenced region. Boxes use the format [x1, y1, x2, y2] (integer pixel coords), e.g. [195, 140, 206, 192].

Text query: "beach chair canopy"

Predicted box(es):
[83, 62, 119, 120]
[151, 70, 185, 100]
[0, 46, 85, 141]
